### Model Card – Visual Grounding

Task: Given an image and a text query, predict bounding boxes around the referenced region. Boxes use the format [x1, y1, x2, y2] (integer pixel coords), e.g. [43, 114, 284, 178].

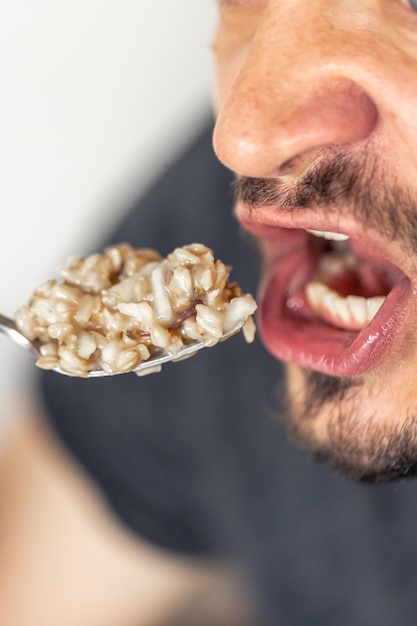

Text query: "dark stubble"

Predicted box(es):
[283, 370, 417, 482]
[234, 145, 417, 481]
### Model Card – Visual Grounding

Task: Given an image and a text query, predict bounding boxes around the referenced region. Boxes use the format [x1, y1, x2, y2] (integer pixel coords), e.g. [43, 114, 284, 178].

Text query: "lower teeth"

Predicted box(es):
[305, 281, 385, 331]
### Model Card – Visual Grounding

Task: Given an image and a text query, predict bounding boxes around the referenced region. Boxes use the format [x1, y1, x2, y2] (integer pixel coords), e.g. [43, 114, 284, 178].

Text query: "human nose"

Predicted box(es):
[213, 0, 380, 178]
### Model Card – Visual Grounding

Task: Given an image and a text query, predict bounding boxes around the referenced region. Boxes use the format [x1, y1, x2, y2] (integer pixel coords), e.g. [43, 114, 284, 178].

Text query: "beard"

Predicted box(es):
[280, 367, 417, 482]
[233, 143, 417, 482]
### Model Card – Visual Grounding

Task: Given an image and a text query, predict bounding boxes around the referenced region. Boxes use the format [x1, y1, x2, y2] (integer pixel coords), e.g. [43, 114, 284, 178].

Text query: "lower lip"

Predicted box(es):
[258, 247, 413, 377]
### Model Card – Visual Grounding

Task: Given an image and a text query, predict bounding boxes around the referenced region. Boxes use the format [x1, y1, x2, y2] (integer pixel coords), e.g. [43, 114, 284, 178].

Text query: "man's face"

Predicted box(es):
[212, 0, 417, 480]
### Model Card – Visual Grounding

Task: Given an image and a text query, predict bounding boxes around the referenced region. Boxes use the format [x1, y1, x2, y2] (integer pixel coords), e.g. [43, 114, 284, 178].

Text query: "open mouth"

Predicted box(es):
[247, 223, 413, 377]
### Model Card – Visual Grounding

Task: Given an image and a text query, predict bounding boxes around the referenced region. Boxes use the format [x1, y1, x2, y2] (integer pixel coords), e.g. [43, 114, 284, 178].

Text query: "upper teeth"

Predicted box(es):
[307, 229, 349, 242]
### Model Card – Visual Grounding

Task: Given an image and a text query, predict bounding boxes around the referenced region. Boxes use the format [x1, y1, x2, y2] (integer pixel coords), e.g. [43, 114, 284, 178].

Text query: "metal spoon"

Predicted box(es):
[0, 313, 245, 377]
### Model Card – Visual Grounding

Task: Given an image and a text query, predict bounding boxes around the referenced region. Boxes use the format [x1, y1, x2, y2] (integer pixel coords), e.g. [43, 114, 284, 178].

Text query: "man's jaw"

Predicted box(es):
[233, 154, 417, 480]
[283, 363, 417, 482]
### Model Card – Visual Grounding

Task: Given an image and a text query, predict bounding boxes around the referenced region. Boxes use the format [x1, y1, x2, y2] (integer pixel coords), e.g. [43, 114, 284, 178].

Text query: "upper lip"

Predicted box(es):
[235, 202, 417, 288]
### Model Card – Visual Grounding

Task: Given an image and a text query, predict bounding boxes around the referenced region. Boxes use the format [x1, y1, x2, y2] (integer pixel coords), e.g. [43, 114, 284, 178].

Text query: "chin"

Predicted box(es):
[280, 363, 417, 483]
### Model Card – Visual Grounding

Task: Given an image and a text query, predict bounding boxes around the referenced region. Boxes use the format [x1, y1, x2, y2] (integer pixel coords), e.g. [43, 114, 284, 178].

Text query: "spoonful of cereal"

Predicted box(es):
[2, 243, 257, 377]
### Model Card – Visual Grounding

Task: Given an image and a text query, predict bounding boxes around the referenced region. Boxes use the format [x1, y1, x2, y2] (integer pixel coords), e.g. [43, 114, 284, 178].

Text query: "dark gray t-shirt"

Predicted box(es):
[39, 123, 417, 626]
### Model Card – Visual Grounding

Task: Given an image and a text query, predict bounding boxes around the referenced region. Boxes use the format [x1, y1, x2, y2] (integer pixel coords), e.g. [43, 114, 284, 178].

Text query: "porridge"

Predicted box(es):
[15, 243, 257, 377]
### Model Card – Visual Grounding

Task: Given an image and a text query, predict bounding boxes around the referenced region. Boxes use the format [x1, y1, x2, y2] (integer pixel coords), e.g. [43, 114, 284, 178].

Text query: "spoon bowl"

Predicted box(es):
[0, 313, 246, 377]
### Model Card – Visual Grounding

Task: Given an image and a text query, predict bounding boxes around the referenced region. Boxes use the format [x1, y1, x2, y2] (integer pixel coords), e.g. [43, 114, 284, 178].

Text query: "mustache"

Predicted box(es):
[233, 150, 417, 252]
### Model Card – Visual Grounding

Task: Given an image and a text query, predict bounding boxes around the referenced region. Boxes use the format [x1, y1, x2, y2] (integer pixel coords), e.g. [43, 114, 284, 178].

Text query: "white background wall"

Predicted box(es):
[0, 1, 217, 420]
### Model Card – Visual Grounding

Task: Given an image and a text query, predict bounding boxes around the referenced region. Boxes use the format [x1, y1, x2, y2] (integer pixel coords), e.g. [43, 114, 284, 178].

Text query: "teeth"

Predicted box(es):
[305, 281, 385, 331]
[307, 229, 349, 241]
